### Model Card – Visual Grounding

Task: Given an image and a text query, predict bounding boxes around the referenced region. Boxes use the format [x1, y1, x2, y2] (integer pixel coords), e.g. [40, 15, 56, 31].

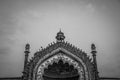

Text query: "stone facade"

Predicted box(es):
[22, 30, 99, 80]
[0, 31, 120, 80]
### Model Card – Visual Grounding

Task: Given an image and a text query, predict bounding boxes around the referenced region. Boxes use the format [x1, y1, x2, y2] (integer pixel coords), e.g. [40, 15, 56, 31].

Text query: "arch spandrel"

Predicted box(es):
[32, 47, 91, 80]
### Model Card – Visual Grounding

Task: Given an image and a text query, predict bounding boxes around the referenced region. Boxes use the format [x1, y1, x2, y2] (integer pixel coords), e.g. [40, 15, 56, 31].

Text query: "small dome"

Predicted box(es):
[25, 43, 30, 51]
[56, 30, 65, 42]
[91, 43, 96, 50]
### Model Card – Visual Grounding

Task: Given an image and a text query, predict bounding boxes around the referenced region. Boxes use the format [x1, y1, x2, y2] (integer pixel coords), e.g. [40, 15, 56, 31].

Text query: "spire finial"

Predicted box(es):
[91, 43, 97, 56]
[25, 43, 30, 52]
[91, 43, 99, 80]
[91, 43, 96, 51]
[56, 29, 65, 42]
[23, 43, 30, 77]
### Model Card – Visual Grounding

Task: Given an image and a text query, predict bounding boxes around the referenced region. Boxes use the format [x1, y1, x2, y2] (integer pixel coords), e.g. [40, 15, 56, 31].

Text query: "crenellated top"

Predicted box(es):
[26, 31, 95, 67]
[27, 41, 92, 67]
[27, 31, 93, 65]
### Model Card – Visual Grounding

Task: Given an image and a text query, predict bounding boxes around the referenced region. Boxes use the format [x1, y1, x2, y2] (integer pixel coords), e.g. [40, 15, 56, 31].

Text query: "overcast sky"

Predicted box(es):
[0, 0, 120, 78]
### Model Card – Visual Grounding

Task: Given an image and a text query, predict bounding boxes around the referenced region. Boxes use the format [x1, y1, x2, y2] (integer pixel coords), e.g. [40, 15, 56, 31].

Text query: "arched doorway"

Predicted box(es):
[35, 52, 86, 80]
[42, 59, 79, 80]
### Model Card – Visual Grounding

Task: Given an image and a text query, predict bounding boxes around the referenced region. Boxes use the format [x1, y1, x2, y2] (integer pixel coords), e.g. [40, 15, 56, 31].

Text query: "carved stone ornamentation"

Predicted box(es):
[37, 53, 84, 80]
[22, 31, 99, 80]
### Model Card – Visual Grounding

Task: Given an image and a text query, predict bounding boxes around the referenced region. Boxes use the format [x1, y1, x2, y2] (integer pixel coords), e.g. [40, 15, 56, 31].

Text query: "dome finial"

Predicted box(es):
[56, 29, 65, 42]
[91, 43, 96, 51]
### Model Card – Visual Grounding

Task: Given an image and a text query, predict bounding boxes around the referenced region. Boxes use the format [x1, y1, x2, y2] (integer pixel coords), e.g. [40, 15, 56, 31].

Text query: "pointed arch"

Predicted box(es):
[33, 48, 90, 80]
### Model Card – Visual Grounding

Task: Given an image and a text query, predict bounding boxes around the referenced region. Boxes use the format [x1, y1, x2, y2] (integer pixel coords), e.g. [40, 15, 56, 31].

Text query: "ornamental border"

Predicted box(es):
[33, 48, 89, 80]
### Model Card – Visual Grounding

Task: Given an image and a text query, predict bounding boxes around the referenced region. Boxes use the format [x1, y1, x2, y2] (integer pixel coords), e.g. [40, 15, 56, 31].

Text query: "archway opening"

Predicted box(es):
[42, 59, 80, 80]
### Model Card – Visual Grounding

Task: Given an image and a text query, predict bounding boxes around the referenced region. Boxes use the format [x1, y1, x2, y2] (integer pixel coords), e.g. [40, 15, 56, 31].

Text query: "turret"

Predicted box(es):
[91, 43, 99, 80]
[22, 43, 30, 80]
[24, 43, 30, 70]
[56, 29, 65, 42]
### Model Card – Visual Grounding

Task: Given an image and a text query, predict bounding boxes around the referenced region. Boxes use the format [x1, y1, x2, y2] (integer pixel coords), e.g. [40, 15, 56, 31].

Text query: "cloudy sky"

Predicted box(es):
[0, 0, 120, 78]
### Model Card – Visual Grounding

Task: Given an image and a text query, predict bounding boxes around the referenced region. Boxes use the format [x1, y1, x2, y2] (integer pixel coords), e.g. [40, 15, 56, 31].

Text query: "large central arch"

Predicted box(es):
[33, 48, 89, 80]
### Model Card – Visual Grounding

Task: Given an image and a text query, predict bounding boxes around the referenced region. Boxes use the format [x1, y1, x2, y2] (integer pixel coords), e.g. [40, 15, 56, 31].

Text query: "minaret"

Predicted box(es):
[22, 43, 30, 80]
[24, 43, 30, 70]
[91, 43, 99, 80]
[56, 29, 65, 42]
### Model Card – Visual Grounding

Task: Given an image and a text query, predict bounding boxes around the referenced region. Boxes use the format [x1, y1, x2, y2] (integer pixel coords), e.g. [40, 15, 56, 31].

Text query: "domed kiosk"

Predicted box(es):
[22, 30, 99, 80]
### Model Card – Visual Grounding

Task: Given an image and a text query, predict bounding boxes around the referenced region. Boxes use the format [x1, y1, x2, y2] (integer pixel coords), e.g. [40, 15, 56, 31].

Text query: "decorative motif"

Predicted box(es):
[23, 31, 97, 80]
[56, 30, 65, 42]
[37, 53, 84, 80]
[32, 47, 90, 80]
[91, 44, 95, 50]
[25, 43, 30, 52]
